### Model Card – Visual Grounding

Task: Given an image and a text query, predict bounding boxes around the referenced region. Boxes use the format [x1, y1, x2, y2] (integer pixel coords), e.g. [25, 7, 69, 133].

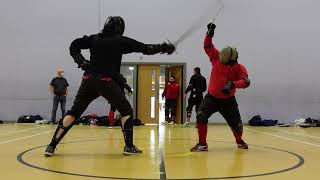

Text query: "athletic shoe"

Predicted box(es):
[168, 121, 175, 125]
[182, 122, 191, 127]
[44, 145, 56, 157]
[190, 143, 208, 152]
[161, 121, 168, 126]
[123, 145, 143, 155]
[237, 140, 249, 149]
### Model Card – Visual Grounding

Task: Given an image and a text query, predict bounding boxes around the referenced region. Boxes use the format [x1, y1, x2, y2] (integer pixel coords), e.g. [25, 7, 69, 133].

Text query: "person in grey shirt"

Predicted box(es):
[49, 68, 69, 124]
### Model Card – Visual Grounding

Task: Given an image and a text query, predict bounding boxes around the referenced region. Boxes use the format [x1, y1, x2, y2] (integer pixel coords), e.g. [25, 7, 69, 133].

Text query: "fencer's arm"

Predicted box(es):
[233, 65, 250, 89]
[124, 83, 133, 93]
[162, 86, 167, 98]
[141, 44, 165, 55]
[176, 83, 180, 95]
[120, 37, 175, 55]
[65, 87, 68, 96]
[49, 85, 54, 95]
[203, 78, 207, 92]
[69, 35, 91, 65]
[185, 77, 194, 94]
[233, 77, 250, 89]
[204, 35, 219, 63]
[185, 84, 192, 94]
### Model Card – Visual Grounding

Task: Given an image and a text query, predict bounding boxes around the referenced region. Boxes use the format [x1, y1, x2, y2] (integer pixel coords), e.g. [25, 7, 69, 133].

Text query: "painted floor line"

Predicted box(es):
[0, 130, 54, 145]
[0, 126, 46, 136]
[245, 127, 320, 149]
[0, 128, 21, 133]
[270, 128, 320, 139]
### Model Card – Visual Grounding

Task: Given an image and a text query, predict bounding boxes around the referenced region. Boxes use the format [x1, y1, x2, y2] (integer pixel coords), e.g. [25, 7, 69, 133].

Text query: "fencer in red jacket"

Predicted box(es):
[162, 76, 179, 124]
[190, 23, 250, 152]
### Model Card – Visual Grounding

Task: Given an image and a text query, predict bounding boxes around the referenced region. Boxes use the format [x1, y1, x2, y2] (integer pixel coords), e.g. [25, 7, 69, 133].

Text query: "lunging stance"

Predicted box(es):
[45, 16, 175, 156]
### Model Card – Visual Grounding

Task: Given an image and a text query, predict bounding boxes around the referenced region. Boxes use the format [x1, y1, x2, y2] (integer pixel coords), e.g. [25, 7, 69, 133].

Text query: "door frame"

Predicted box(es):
[122, 62, 187, 124]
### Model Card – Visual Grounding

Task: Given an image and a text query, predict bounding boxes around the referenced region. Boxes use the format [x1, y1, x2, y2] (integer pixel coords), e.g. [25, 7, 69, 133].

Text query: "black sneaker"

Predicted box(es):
[44, 145, 56, 157]
[123, 145, 142, 155]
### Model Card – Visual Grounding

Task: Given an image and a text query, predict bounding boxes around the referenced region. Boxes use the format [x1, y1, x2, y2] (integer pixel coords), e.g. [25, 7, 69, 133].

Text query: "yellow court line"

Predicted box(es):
[0, 130, 54, 145]
[0, 128, 22, 133]
[166, 152, 192, 157]
[0, 126, 46, 136]
[270, 128, 320, 139]
[245, 127, 320, 149]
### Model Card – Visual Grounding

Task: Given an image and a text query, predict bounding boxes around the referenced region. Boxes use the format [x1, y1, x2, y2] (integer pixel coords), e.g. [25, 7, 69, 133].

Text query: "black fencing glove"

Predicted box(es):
[160, 42, 175, 54]
[221, 81, 235, 95]
[206, 23, 216, 37]
[127, 87, 133, 94]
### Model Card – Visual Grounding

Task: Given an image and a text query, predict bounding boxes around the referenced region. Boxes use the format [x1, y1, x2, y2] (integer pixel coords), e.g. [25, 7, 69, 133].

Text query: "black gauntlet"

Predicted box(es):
[206, 23, 216, 37]
[221, 81, 235, 95]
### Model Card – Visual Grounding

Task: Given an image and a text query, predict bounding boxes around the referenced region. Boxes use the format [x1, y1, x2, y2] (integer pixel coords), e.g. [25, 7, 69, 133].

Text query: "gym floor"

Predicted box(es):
[0, 123, 318, 180]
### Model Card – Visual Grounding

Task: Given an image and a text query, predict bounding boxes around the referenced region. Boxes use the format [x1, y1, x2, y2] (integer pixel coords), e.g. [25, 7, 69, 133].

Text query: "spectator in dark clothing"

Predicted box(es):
[183, 67, 207, 127]
[49, 68, 69, 124]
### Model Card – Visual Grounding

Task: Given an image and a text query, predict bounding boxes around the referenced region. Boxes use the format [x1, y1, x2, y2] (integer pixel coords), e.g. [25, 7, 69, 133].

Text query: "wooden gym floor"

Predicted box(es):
[0, 123, 319, 180]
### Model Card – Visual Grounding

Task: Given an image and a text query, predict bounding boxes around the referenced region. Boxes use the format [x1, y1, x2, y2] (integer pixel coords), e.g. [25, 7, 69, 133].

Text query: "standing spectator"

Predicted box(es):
[183, 67, 207, 127]
[49, 68, 69, 124]
[162, 75, 179, 125]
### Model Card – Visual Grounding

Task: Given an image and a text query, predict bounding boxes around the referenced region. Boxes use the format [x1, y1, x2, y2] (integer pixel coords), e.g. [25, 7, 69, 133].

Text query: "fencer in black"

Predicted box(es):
[45, 16, 175, 157]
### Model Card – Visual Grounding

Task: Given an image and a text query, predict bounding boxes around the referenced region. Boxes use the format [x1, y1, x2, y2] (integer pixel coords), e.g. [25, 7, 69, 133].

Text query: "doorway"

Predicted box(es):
[128, 63, 185, 125]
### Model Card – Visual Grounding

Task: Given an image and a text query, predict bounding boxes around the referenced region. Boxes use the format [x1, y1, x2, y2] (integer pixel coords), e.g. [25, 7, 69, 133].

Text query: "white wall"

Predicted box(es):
[1, 0, 320, 123]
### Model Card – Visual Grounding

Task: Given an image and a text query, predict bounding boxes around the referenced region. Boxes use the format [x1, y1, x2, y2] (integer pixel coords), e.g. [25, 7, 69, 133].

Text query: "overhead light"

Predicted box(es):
[128, 67, 134, 71]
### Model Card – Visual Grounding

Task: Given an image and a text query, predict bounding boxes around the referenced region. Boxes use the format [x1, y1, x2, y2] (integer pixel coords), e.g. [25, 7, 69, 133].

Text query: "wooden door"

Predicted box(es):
[137, 65, 160, 124]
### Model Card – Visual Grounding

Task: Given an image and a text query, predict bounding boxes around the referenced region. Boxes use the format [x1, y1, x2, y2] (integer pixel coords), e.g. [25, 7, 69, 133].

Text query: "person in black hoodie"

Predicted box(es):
[45, 16, 175, 157]
[183, 67, 206, 127]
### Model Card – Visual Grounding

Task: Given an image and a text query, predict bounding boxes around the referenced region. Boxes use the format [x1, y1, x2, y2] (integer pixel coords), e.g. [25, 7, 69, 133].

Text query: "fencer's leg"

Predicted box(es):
[184, 100, 193, 126]
[99, 79, 142, 154]
[109, 105, 116, 126]
[165, 105, 170, 122]
[219, 97, 248, 149]
[51, 115, 75, 144]
[119, 114, 141, 154]
[121, 115, 133, 144]
[171, 101, 177, 123]
[186, 111, 192, 123]
[190, 94, 217, 152]
[186, 100, 193, 123]
[109, 111, 115, 126]
[45, 115, 76, 157]
[45, 77, 99, 157]
[182, 111, 192, 128]
[167, 100, 174, 123]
